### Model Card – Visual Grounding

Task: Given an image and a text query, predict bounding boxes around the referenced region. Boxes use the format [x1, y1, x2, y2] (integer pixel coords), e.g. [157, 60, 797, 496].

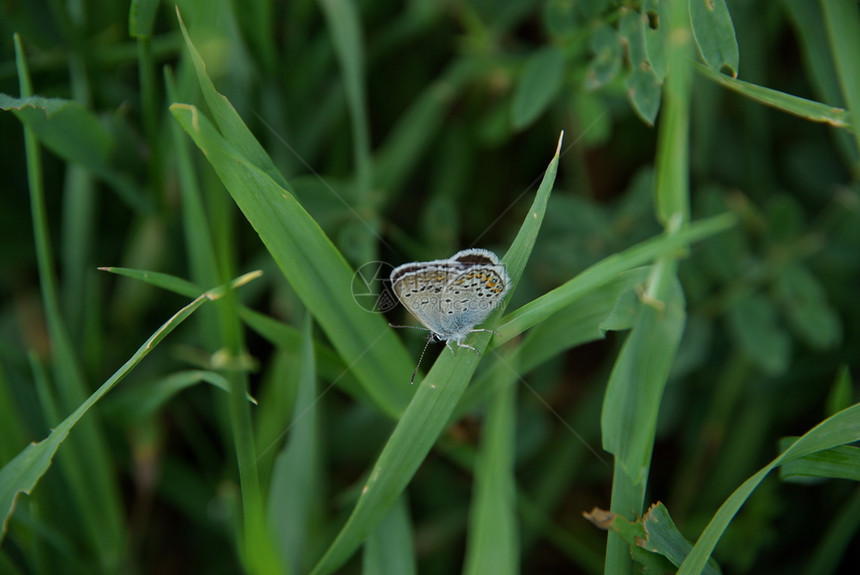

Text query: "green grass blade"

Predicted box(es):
[317, 0, 376, 265]
[585, 503, 720, 575]
[131, 0, 161, 204]
[640, 504, 720, 575]
[165, 66, 221, 295]
[362, 497, 417, 575]
[778, 442, 860, 482]
[604, 460, 645, 574]
[129, 0, 159, 38]
[503, 133, 563, 282]
[694, 62, 852, 130]
[519, 267, 650, 368]
[826, 365, 854, 416]
[175, 9, 287, 189]
[12, 34, 127, 567]
[0, 277, 249, 539]
[170, 103, 414, 417]
[654, 2, 692, 224]
[463, 375, 518, 575]
[210, 212, 281, 572]
[781, 0, 859, 165]
[782, 0, 844, 104]
[602, 268, 686, 575]
[822, 0, 860, 172]
[677, 403, 860, 575]
[605, 3, 693, 570]
[98, 266, 207, 297]
[58, 166, 95, 350]
[99, 267, 261, 299]
[496, 212, 735, 343]
[307, 134, 562, 575]
[234, 0, 276, 75]
[57, 28, 98, 346]
[104, 370, 237, 422]
[318, 0, 373, 199]
[238, 308, 366, 399]
[267, 314, 323, 574]
[173, 14, 419, 414]
[457, 267, 651, 420]
[635, 505, 690, 570]
[601, 269, 685, 483]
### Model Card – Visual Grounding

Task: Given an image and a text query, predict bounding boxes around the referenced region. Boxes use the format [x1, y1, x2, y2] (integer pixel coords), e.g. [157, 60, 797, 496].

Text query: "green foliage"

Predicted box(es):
[689, 0, 740, 77]
[512, 46, 566, 130]
[1, 1, 859, 574]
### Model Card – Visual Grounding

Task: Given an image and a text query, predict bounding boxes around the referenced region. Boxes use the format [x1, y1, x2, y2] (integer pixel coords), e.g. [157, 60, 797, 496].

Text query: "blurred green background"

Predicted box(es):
[1, 0, 858, 573]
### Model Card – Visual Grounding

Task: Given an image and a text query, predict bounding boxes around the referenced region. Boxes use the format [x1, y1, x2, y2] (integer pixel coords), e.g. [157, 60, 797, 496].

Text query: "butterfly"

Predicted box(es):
[389, 248, 510, 356]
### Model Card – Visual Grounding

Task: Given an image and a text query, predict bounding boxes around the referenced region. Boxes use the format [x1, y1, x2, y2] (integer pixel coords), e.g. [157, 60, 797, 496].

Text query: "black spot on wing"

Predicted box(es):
[453, 254, 494, 265]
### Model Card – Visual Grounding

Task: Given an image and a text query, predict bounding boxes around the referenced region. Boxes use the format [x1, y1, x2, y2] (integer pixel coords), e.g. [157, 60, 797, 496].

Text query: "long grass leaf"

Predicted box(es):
[267, 314, 324, 574]
[99, 268, 372, 409]
[822, 0, 860, 169]
[677, 403, 860, 575]
[12, 34, 127, 566]
[317, 0, 373, 198]
[605, 3, 693, 569]
[175, 9, 287, 188]
[497, 212, 735, 343]
[640, 503, 720, 575]
[99, 266, 206, 297]
[457, 267, 651, 420]
[694, 61, 852, 130]
[0, 275, 255, 538]
[362, 497, 417, 575]
[463, 373, 518, 575]
[165, 66, 221, 297]
[778, 443, 860, 482]
[601, 270, 686, 483]
[104, 370, 235, 421]
[171, 103, 414, 417]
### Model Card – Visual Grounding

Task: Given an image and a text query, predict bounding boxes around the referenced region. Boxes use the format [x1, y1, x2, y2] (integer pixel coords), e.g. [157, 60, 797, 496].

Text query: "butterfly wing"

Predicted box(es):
[391, 265, 457, 336]
[439, 265, 509, 337]
[390, 250, 510, 343]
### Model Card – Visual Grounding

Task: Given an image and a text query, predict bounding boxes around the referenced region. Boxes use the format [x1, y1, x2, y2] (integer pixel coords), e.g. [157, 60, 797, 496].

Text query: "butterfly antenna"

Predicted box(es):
[389, 323, 431, 331]
[410, 336, 434, 385]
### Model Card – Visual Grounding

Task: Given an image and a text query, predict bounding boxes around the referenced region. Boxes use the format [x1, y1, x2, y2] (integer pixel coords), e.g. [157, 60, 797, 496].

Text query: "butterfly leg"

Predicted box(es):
[455, 341, 480, 355]
[470, 328, 500, 337]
